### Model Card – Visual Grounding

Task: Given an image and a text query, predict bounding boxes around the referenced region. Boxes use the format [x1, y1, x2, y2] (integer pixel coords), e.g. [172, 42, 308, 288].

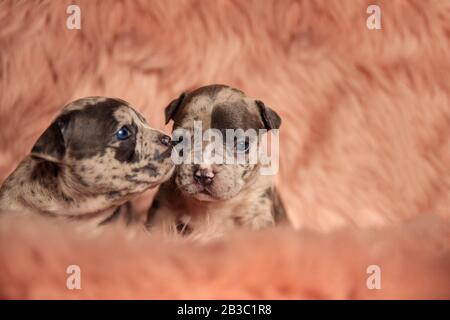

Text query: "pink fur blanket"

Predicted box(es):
[0, 0, 449, 299]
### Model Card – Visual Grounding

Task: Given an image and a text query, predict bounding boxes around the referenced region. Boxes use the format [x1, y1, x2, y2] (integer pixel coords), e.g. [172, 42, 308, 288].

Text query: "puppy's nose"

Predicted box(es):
[194, 168, 214, 186]
[159, 134, 172, 147]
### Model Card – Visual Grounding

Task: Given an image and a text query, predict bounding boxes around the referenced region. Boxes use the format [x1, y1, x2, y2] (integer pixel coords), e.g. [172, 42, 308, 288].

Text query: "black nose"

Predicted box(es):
[159, 134, 172, 147]
[194, 169, 214, 186]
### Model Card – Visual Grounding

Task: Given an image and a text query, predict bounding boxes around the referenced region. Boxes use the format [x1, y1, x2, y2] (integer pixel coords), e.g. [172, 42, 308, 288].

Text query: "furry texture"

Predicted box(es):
[0, 0, 449, 299]
[1, 213, 449, 299]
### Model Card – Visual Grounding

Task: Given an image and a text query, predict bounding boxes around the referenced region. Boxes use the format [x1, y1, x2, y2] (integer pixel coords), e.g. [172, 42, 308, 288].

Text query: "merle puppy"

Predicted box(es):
[0, 97, 174, 227]
[147, 85, 287, 240]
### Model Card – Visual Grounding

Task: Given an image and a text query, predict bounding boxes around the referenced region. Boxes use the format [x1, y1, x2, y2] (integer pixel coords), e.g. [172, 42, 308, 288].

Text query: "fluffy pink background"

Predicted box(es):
[0, 0, 449, 299]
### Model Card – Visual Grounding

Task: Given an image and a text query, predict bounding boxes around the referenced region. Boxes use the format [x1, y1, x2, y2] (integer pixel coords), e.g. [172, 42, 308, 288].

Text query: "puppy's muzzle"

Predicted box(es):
[158, 134, 172, 147]
[153, 134, 173, 161]
[194, 168, 214, 186]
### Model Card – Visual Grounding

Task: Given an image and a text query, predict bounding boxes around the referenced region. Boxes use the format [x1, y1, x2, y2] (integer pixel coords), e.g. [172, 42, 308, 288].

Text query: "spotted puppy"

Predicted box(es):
[147, 85, 287, 240]
[0, 97, 174, 227]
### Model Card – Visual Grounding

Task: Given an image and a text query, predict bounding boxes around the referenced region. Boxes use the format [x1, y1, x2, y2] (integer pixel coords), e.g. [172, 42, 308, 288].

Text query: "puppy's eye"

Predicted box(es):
[115, 126, 131, 140]
[235, 140, 250, 153]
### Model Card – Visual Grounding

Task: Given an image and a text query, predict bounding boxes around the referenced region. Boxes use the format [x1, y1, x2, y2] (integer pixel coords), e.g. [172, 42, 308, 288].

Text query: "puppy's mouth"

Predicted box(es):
[146, 164, 174, 188]
[198, 187, 213, 196]
[154, 147, 173, 162]
[187, 184, 230, 202]
[162, 165, 175, 182]
[194, 189, 221, 202]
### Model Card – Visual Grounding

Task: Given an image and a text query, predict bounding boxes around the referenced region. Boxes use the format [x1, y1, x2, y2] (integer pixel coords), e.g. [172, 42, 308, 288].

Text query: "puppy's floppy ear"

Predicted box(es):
[164, 92, 186, 124]
[255, 100, 282, 130]
[30, 115, 69, 162]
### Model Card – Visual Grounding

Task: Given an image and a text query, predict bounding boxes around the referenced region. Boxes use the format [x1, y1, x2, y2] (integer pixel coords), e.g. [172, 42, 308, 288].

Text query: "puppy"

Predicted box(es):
[0, 97, 174, 227]
[147, 85, 287, 240]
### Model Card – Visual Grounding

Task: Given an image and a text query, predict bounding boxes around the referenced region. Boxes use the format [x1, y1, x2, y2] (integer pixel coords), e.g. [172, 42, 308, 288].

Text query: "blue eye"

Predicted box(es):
[235, 140, 250, 153]
[116, 126, 131, 140]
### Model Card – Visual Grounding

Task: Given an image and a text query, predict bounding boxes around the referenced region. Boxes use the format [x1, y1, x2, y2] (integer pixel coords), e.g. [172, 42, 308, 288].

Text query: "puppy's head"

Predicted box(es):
[165, 85, 281, 201]
[30, 97, 174, 200]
